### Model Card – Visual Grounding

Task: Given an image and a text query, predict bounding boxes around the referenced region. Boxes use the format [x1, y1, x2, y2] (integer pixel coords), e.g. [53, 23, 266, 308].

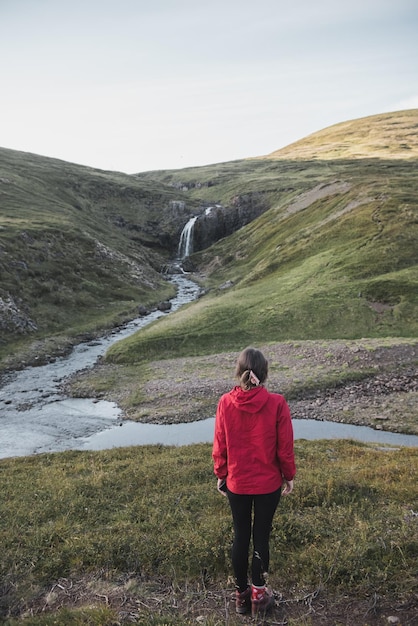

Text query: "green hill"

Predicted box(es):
[107, 109, 418, 364]
[1, 110, 417, 369]
[266, 108, 418, 160]
[0, 148, 196, 363]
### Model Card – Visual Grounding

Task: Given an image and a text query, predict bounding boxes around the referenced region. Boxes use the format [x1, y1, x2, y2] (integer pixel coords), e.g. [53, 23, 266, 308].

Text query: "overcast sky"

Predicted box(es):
[1, 0, 417, 174]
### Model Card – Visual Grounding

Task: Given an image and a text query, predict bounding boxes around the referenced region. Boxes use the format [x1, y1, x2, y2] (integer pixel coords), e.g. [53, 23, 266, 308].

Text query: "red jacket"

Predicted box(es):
[212, 385, 296, 495]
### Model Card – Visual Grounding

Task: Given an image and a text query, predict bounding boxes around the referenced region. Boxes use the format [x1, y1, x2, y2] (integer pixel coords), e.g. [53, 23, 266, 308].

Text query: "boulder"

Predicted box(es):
[157, 301, 172, 312]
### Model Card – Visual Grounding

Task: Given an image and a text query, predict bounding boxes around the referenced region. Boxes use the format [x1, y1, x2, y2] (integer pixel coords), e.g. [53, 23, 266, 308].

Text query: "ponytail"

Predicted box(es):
[235, 347, 268, 390]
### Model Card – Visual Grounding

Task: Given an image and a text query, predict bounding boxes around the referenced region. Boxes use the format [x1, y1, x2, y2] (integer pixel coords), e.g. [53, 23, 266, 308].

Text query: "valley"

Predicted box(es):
[0, 109, 417, 626]
[1, 109, 418, 371]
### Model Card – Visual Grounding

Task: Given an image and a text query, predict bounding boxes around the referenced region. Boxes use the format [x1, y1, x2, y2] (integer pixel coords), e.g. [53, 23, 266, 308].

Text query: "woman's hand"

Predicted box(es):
[281, 479, 294, 496]
[217, 478, 228, 496]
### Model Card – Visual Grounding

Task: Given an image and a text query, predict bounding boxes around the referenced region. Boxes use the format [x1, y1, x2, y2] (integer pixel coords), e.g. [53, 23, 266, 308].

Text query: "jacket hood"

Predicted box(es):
[229, 385, 270, 413]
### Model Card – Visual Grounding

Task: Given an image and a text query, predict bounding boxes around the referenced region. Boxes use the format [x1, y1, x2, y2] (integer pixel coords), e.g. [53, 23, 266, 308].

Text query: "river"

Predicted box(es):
[1, 272, 418, 460]
[0, 272, 201, 459]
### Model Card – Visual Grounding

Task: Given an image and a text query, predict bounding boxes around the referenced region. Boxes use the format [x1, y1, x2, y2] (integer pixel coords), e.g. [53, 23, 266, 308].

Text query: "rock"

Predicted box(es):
[157, 301, 172, 312]
[138, 305, 149, 316]
[0, 294, 37, 334]
[191, 193, 269, 253]
[181, 258, 195, 273]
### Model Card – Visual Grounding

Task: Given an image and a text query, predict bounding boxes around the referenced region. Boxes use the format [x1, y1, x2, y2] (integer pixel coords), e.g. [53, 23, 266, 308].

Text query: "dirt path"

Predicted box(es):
[25, 574, 418, 626]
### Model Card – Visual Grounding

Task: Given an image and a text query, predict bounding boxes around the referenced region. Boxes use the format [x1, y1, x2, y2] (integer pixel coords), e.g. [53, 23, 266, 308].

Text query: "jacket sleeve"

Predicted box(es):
[276, 397, 296, 481]
[212, 396, 228, 480]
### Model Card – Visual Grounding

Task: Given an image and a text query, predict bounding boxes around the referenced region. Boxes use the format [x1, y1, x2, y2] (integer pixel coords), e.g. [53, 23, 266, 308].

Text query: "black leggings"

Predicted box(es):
[227, 488, 281, 590]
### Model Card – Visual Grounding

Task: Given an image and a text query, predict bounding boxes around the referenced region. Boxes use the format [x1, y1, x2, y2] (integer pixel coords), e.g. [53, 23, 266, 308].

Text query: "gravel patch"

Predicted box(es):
[72, 338, 418, 436]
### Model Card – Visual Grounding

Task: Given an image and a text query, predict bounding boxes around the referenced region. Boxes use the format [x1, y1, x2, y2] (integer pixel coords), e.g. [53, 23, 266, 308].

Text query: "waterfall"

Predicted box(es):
[178, 216, 198, 259]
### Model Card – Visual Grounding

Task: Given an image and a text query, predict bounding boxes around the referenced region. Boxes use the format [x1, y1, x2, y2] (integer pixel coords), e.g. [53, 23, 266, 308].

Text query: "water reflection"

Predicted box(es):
[78, 417, 418, 451]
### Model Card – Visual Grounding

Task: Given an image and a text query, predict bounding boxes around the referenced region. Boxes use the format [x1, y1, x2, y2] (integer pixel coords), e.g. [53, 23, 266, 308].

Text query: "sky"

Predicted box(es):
[1, 0, 417, 174]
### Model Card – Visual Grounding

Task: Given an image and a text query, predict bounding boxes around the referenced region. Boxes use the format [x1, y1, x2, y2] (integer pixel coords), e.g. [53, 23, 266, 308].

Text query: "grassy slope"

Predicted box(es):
[0, 149, 190, 361]
[266, 108, 418, 160]
[1, 442, 417, 625]
[106, 110, 418, 364]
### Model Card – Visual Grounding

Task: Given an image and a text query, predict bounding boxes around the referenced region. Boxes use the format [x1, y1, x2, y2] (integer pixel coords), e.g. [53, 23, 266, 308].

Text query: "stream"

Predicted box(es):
[0, 272, 201, 459]
[1, 271, 418, 460]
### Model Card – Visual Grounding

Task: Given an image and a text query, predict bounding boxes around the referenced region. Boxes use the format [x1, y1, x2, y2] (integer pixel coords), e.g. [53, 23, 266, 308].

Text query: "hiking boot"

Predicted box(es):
[251, 585, 274, 617]
[235, 586, 251, 614]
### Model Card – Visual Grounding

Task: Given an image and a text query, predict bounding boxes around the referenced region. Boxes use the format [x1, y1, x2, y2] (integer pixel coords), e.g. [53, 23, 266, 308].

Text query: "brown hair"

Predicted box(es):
[235, 347, 268, 390]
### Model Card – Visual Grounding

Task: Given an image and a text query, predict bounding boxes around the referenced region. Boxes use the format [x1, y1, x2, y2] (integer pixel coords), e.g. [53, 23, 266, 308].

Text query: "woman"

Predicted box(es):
[212, 347, 296, 617]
